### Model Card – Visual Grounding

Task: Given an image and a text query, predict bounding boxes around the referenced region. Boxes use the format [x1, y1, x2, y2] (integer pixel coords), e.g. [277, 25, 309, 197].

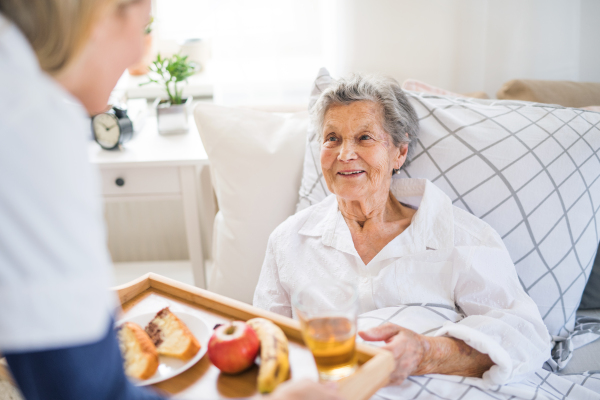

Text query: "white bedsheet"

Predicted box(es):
[373, 371, 600, 400]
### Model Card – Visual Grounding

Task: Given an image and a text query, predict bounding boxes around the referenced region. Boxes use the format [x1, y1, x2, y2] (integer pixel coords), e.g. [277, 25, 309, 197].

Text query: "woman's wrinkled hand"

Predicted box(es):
[358, 323, 428, 385]
[265, 379, 345, 400]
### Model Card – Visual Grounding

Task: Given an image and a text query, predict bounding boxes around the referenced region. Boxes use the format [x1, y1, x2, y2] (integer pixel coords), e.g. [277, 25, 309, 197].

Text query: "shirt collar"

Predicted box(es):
[391, 178, 455, 252]
[298, 178, 455, 262]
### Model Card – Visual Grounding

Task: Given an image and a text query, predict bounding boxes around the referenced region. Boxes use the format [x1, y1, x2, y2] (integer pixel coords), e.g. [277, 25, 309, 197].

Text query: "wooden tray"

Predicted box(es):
[116, 273, 394, 399]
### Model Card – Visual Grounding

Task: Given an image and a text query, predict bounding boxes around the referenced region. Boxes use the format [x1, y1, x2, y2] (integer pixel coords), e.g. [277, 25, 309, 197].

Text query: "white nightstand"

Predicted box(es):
[88, 103, 210, 288]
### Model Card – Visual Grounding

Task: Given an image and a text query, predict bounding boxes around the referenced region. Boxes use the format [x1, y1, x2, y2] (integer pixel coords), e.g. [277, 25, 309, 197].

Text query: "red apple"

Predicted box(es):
[208, 321, 260, 374]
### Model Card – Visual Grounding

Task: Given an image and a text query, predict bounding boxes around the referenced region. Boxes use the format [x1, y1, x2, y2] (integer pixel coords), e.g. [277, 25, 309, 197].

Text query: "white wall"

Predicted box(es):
[579, 0, 600, 82]
[327, 0, 600, 97]
[149, 0, 600, 105]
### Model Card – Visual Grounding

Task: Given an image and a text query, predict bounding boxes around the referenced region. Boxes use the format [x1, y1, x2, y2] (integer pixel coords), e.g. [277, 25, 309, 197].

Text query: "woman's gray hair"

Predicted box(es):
[311, 74, 419, 166]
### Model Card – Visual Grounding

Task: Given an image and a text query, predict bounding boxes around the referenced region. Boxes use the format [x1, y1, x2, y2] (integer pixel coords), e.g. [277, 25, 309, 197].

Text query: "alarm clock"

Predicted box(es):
[92, 106, 134, 150]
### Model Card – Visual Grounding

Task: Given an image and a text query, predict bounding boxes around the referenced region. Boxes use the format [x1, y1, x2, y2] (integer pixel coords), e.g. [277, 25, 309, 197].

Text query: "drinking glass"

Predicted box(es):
[292, 281, 359, 381]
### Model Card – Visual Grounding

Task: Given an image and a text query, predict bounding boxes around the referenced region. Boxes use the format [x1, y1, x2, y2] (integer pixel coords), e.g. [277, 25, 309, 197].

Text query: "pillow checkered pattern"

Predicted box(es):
[297, 69, 600, 338]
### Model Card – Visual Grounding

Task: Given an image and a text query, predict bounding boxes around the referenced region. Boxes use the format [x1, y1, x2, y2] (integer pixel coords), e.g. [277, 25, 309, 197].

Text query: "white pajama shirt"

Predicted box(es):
[253, 178, 553, 386]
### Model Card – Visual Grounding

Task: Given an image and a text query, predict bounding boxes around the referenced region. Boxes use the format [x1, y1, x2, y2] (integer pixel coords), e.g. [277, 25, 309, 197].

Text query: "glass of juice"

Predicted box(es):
[292, 281, 358, 381]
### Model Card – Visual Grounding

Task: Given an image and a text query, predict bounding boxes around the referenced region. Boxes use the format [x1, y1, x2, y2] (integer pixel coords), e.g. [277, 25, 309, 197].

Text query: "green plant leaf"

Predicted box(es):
[140, 52, 198, 105]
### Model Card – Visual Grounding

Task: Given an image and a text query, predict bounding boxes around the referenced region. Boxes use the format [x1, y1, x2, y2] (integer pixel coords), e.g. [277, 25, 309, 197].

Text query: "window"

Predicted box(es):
[153, 0, 336, 105]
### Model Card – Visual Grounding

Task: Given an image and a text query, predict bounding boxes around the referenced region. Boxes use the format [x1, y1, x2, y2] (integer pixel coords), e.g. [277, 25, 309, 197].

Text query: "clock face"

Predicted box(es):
[93, 113, 120, 149]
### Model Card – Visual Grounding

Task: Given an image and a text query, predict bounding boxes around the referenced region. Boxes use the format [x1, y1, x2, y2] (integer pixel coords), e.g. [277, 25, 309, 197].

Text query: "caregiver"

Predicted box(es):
[0, 1, 341, 399]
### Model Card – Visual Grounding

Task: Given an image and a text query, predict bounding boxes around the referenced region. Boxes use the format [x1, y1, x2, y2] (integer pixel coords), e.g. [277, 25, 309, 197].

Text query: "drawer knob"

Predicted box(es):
[115, 178, 125, 187]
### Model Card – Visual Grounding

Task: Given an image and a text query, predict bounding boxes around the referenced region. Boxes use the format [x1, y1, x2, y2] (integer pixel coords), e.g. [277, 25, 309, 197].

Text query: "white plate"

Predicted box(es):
[117, 311, 210, 386]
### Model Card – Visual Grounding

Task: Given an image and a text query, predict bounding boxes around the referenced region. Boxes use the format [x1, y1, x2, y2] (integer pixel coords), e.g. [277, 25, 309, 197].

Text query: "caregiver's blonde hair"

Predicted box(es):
[0, 0, 136, 75]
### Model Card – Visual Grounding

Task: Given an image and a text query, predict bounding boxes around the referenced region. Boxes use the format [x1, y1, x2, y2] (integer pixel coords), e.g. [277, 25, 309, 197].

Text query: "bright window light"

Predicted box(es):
[153, 0, 336, 105]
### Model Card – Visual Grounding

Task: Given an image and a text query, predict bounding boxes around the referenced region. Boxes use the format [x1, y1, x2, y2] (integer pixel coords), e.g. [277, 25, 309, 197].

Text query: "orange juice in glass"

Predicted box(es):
[292, 282, 358, 381]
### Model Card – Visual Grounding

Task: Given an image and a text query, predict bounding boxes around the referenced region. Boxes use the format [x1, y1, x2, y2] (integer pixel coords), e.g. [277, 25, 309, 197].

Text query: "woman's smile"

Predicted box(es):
[337, 169, 366, 177]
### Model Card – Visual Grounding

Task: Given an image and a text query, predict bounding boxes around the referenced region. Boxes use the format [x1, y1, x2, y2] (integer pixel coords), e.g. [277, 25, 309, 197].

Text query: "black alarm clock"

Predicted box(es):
[92, 106, 134, 150]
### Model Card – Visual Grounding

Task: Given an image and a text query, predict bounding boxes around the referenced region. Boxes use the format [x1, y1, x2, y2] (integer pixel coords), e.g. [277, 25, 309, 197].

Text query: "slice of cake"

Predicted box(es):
[145, 308, 200, 360]
[117, 322, 159, 380]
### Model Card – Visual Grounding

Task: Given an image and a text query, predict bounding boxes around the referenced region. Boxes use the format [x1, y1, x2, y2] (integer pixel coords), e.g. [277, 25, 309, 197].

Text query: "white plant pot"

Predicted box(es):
[153, 96, 193, 135]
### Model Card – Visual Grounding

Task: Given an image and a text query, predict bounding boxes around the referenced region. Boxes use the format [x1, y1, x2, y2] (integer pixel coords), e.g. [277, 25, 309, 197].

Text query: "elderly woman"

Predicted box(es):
[254, 74, 552, 386]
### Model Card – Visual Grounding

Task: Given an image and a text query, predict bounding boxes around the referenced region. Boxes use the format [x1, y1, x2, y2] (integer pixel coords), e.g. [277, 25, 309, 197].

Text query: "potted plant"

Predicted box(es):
[142, 53, 199, 134]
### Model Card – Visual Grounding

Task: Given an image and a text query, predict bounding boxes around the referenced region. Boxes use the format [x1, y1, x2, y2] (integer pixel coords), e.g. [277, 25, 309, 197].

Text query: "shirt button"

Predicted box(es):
[361, 277, 369, 283]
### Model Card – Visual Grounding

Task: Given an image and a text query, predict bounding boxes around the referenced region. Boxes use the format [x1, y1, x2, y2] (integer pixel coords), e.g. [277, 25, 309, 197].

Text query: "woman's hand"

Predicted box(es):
[358, 323, 427, 384]
[265, 379, 345, 400]
[359, 323, 494, 385]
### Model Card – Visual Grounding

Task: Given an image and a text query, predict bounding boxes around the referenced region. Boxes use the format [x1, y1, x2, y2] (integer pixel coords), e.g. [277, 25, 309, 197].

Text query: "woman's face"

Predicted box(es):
[320, 101, 407, 202]
[57, 0, 151, 114]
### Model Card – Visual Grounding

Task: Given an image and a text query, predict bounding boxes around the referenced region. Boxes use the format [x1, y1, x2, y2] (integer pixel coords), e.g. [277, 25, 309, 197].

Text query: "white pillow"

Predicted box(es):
[296, 69, 600, 337]
[195, 104, 308, 303]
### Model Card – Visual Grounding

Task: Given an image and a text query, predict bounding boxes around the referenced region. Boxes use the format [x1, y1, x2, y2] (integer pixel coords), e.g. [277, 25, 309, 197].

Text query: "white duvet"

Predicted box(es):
[358, 306, 600, 400]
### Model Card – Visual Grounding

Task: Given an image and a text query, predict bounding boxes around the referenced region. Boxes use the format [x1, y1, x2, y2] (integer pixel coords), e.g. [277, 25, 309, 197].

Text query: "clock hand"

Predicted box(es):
[97, 121, 111, 130]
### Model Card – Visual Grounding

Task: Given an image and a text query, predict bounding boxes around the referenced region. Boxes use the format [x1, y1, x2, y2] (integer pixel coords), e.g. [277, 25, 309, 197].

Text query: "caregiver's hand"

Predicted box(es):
[359, 323, 494, 385]
[265, 379, 345, 400]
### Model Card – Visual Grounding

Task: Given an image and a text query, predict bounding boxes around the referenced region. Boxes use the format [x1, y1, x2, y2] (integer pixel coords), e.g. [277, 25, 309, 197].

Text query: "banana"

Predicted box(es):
[246, 318, 290, 393]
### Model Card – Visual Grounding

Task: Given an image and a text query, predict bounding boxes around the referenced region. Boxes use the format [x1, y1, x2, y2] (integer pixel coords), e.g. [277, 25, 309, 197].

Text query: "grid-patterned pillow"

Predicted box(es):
[297, 70, 600, 337]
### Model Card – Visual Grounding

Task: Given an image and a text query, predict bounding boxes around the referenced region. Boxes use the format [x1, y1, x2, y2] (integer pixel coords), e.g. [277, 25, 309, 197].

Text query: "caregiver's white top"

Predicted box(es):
[254, 178, 552, 385]
[0, 14, 114, 351]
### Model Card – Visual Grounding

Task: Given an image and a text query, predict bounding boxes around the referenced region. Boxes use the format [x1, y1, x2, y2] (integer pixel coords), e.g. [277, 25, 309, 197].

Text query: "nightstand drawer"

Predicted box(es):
[99, 167, 181, 196]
